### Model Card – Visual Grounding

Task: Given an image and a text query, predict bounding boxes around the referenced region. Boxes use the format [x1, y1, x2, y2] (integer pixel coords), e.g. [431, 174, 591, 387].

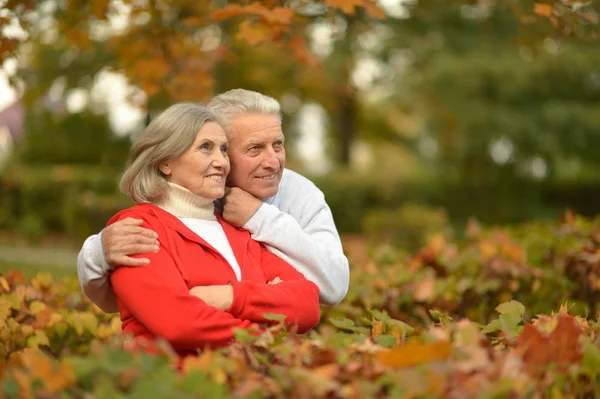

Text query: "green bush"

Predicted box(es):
[362, 203, 449, 251]
[0, 165, 131, 242]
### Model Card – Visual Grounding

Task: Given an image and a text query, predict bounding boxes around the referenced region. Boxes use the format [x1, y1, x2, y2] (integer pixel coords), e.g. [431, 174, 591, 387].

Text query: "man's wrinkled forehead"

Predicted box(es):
[227, 113, 283, 141]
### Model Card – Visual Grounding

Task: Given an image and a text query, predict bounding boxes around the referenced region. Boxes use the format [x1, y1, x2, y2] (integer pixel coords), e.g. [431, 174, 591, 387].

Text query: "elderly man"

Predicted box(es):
[77, 89, 350, 312]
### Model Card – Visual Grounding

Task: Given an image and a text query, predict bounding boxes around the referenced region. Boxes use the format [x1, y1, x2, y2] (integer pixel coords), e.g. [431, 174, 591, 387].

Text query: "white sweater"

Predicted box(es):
[77, 168, 350, 312]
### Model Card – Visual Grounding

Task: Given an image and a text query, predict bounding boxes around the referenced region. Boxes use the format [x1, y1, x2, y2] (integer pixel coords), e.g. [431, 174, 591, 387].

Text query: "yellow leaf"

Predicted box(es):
[378, 340, 452, 368]
[372, 319, 384, 336]
[182, 350, 214, 374]
[68, 312, 98, 336]
[21, 324, 34, 337]
[29, 300, 46, 314]
[0, 297, 17, 320]
[27, 330, 50, 348]
[31, 272, 53, 290]
[0, 276, 10, 292]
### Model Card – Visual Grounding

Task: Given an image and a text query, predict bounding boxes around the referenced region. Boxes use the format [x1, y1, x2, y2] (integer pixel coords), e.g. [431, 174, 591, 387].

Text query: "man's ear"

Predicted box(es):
[159, 162, 171, 176]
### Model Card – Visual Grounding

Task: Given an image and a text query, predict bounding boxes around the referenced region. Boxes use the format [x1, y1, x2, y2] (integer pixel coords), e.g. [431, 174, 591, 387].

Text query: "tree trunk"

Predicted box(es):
[337, 86, 357, 167]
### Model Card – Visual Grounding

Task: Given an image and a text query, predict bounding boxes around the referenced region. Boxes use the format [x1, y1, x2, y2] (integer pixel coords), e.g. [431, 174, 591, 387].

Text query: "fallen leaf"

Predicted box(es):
[378, 340, 452, 368]
[516, 316, 583, 375]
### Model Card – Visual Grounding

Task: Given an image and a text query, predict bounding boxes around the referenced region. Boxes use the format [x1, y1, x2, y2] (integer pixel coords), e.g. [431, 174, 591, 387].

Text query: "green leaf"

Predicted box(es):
[233, 328, 257, 344]
[582, 338, 600, 374]
[429, 309, 453, 324]
[495, 300, 525, 317]
[329, 317, 356, 329]
[262, 313, 287, 322]
[368, 309, 391, 322]
[481, 319, 503, 335]
[374, 334, 397, 348]
[329, 318, 370, 334]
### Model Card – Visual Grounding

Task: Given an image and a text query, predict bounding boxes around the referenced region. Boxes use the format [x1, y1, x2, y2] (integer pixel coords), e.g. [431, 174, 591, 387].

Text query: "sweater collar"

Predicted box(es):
[153, 182, 216, 220]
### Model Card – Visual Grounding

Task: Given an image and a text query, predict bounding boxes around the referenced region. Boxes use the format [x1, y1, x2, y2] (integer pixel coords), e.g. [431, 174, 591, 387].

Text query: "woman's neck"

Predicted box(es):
[153, 182, 216, 220]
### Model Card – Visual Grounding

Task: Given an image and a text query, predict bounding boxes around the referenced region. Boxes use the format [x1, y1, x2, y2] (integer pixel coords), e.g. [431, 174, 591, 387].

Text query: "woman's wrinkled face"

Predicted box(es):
[160, 121, 230, 200]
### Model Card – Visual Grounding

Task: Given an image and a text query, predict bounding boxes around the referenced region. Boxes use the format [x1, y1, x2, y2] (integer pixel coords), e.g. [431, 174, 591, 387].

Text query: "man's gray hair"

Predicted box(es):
[207, 89, 281, 129]
[120, 103, 217, 203]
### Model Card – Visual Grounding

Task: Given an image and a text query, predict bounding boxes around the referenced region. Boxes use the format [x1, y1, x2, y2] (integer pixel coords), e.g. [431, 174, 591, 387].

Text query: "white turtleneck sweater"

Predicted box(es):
[153, 183, 241, 281]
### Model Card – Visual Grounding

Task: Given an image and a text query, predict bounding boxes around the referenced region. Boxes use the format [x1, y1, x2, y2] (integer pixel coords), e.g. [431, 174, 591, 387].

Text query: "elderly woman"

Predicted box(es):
[108, 103, 320, 357]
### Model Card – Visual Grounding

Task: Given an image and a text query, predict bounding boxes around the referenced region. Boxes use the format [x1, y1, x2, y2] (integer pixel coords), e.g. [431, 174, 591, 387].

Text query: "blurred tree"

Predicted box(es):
[366, 1, 600, 222]
[2, 0, 598, 166]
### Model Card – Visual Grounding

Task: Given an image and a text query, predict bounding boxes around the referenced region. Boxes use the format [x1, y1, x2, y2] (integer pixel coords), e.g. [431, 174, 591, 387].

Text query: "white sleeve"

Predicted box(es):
[76, 231, 119, 313]
[243, 200, 349, 305]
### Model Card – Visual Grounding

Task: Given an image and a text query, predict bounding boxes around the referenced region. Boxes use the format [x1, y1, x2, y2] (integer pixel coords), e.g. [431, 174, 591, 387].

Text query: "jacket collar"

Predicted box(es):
[132, 203, 250, 271]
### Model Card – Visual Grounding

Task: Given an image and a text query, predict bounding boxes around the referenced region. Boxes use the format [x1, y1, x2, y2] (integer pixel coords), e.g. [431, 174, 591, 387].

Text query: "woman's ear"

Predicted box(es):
[159, 162, 171, 176]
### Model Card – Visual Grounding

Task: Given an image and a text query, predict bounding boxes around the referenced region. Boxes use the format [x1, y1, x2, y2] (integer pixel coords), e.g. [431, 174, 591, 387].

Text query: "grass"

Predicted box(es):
[0, 260, 76, 279]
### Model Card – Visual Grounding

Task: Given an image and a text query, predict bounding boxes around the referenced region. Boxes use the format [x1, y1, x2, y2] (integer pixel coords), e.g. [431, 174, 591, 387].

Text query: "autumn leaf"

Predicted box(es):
[534, 3, 554, 17]
[378, 340, 452, 368]
[325, 0, 363, 15]
[413, 276, 435, 302]
[516, 316, 583, 375]
[211, 4, 243, 21]
[361, 0, 386, 19]
[236, 20, 269, 46]
[21, 348, 75, 392]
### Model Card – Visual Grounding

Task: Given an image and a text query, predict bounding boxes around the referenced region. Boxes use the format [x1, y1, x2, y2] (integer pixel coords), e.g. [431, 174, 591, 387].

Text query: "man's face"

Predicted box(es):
[226, 113, 285, 200]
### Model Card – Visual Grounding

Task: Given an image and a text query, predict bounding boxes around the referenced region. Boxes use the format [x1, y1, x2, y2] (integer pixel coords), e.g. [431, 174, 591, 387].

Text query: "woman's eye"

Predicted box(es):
[221, 146, 228, 153]
[200, 143, 209, 150]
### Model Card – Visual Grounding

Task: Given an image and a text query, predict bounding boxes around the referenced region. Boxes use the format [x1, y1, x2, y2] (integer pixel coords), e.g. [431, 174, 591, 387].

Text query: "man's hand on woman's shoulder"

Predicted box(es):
[103, 217, 160, 268]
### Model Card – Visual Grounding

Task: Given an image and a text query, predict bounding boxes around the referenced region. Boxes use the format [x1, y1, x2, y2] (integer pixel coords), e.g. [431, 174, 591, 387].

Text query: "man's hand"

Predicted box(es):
[222, 187, 263, 228]
[103, 218, 159, 267]
[268, 277, 283, 285]
[189, 285, 234, 311]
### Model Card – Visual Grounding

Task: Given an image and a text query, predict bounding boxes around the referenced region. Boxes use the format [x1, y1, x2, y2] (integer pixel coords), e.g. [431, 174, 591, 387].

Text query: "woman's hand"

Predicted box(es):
[189, 285, 233, 310]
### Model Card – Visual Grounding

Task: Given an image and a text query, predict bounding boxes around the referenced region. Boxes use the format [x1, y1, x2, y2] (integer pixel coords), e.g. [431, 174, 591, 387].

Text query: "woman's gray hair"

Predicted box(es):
[120, 103, 217, 203]
[207, 89, 281, 130]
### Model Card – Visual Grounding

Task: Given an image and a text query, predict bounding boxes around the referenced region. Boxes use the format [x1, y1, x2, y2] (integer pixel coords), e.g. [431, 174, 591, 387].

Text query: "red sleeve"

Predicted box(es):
[110, 213, 254, 351]
[226, 245, 320, 333]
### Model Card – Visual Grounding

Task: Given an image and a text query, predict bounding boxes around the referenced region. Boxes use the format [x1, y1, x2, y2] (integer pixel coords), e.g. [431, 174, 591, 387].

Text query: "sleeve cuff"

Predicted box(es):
[226, 280, 249, 318]
[244, 203, 277, 234]
[96, 229, 114, 272]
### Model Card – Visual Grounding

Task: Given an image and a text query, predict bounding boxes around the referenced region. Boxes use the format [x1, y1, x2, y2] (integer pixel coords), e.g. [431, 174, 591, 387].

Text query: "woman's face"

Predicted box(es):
[160, 121, 230, 200]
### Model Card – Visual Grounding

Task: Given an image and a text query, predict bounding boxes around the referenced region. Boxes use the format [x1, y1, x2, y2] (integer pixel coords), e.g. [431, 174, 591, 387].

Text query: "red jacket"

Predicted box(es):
[108, 204, 321, 357]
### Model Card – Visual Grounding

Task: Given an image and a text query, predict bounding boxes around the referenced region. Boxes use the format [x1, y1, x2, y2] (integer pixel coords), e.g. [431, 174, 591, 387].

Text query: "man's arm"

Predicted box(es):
[77, 218, 159, 313]
[244, 197, 349, 305]
[77, 232, 118, 313]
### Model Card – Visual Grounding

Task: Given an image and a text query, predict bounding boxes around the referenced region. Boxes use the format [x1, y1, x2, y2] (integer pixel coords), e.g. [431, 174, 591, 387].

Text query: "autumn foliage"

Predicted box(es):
[2, 212, 600, 397]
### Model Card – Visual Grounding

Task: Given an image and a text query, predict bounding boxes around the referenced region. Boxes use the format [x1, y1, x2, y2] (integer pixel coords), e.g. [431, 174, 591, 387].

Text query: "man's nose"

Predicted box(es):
[262, 148, 280, 170]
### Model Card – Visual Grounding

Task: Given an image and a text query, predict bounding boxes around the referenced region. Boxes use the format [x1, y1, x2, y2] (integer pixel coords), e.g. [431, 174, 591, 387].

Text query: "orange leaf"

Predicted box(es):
[378, 340, 452, 368]
[325, 0, 363, 15]
[534, 3, 554, 17]
[516, 315, 582, 375]
[265, 7, 294, 24]
[211, 4, 243, 21]
[289, 35, 320, 67]
[361, 0, 386, 19]
[236, 20, 269, 46]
